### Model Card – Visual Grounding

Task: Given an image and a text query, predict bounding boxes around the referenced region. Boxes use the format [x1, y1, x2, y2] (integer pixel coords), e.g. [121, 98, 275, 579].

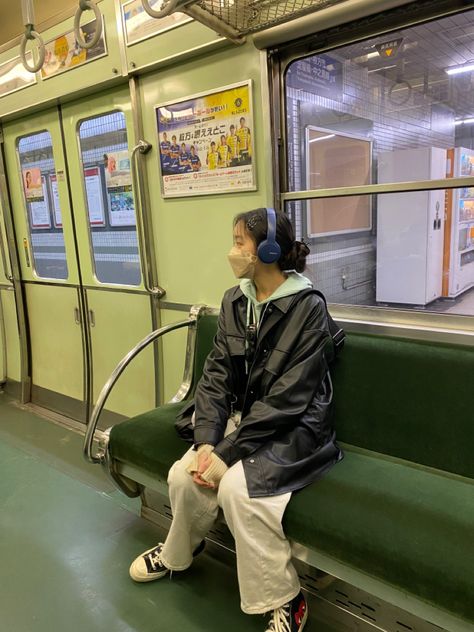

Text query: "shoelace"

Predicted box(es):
[266, 605, 291, 632]
[147, 546, 163, 571]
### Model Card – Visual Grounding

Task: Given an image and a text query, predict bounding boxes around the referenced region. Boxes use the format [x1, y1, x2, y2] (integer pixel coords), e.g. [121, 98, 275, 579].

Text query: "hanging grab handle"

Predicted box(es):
[74, 0, 103, 50]
[19, 0, 45, 73]
[141, 0, 180, 19]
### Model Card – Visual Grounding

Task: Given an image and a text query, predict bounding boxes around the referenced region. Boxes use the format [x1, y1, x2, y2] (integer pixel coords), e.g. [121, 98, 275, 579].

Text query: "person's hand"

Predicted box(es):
[192, 452, 215, 488]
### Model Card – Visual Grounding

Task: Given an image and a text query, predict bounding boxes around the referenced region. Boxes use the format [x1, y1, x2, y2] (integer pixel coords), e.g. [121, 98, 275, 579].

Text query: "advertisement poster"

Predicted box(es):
[23, 167, 43, 201]
[84, 167, 106, 226]
[156, 81, 256, 197]
[50, 175, 63, 227]
[122, 0, 191, 46]
[460, 152, 474, 177]
[29, 177, 51, 229]
[41, 19, 107, 79]
[108, 189, 136, 227]
[104, 150, 136, 226]
[0, 54, 36, 98]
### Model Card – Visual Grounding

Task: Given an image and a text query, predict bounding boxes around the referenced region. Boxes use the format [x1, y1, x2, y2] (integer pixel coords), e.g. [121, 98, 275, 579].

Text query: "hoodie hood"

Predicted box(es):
[240, 271, 313, 327]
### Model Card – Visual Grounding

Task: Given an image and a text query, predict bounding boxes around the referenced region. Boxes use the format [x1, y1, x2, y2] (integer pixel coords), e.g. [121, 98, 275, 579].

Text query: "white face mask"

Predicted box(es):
[227, 246, 257, 279]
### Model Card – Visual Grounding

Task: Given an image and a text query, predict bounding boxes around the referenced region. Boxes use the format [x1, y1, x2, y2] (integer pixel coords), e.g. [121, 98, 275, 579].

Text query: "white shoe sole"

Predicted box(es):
[129, 545, 170, 583]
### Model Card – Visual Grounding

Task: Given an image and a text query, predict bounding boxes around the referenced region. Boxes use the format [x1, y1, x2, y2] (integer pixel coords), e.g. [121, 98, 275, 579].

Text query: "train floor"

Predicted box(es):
[0, 393, 339, 632]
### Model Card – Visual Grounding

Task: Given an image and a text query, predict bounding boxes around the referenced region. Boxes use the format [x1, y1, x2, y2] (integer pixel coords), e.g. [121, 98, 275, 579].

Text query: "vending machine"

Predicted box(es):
[444, 148, 474, 297]
[376, 147, 446, 305]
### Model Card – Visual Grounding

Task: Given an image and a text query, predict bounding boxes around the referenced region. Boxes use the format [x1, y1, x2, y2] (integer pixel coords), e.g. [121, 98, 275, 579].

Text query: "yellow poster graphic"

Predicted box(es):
[156, 81, 256, 197]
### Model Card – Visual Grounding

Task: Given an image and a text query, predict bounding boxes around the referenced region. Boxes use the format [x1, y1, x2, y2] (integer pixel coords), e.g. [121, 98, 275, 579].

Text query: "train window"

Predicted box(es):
[78, 111, 141, 286]
[17, 131, 68, 280]
[285, 9, 474, 316]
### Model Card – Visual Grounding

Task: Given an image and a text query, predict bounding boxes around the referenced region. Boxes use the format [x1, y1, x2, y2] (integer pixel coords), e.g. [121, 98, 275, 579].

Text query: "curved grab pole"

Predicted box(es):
[19, 0, 45, 73]
[74, 0, 103, 50]
[83, 319, 193, 464]
[141, 0, 180, 19]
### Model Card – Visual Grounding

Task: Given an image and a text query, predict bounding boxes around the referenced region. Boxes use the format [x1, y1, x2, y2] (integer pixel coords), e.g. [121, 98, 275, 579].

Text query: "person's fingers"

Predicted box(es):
[193, 472, 214, 488]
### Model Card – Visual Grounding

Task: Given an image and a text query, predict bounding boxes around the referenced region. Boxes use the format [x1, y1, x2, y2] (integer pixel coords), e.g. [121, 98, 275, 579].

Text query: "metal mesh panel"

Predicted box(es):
[192, 0, 347, 35]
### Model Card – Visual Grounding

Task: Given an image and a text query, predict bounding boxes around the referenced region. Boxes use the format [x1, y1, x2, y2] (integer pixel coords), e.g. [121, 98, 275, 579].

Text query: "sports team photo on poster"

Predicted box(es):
[155, 81, 256, 197]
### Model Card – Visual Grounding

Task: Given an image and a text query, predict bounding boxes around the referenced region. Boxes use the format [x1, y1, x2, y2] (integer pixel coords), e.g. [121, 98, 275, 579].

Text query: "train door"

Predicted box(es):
[2, 110, 86, 418]
[2, 88, 158, 423]
[60, 87, 157, 423]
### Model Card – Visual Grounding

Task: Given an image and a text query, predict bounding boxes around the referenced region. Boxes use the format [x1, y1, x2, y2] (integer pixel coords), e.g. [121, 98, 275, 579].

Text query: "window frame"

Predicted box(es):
[270, 0, 474, 338]
[76, 109, 143, 289]
[15, 129, 69, 282]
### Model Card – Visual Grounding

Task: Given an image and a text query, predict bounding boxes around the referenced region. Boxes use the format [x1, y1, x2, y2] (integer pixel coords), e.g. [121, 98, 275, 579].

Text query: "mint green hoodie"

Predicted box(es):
[240, 271, 313, 328]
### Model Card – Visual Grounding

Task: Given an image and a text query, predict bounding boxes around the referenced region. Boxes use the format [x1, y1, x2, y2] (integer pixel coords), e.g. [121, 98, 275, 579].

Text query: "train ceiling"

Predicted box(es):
[0, 0, 77, 49]
[339, 10, 474, 120]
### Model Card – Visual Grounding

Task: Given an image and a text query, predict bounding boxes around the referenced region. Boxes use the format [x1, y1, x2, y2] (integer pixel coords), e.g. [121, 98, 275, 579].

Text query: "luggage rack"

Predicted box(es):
[143, 0, 348, 43]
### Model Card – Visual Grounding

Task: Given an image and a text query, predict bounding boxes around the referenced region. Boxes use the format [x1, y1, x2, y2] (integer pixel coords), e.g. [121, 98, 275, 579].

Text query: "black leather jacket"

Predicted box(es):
[177, 285, 343, 498]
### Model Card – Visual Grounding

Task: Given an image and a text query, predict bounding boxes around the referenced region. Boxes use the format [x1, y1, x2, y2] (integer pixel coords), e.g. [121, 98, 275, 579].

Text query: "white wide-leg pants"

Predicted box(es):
[159, 421, 301, 615]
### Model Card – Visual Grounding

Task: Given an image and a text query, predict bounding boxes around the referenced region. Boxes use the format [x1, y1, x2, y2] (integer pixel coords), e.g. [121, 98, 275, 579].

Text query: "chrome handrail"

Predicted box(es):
[130, 140, 166, 297]
[169, 303, 216, 402]
[74, 0, 103, 50]
[83, 318, 193, 464]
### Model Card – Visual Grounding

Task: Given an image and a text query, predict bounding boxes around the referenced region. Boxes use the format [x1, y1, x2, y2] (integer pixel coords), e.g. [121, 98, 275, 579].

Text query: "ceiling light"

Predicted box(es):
[367, 64, 397, 73]
[455, 118, 474, 125]
[445, 62, 474, 75]
[309, 134, 335, 143]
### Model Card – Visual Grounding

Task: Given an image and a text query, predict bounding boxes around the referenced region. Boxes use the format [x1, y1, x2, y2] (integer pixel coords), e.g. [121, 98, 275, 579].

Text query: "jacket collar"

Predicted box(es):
[230, 285, 300, 313]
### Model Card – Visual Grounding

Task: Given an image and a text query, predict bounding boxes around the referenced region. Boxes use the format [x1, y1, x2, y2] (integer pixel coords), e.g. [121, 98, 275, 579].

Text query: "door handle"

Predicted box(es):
[88, 309, 95, 327]
[130, 140, 165, 298]
[74, 307, 81, 325]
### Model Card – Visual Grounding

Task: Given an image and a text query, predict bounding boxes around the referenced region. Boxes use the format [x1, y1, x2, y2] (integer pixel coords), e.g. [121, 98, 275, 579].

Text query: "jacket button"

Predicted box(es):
[249, 459, 255, 464]
[263, 348, 268, 354]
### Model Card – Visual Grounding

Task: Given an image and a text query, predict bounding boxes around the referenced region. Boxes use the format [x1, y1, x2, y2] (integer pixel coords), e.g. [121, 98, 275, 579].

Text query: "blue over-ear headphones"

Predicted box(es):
[257, 207, 281, 264]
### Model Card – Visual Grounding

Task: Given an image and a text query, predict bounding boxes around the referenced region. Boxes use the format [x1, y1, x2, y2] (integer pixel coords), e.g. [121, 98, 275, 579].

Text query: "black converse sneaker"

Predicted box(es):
[129, 540, 206, 583]
[265, 591, 308, 632]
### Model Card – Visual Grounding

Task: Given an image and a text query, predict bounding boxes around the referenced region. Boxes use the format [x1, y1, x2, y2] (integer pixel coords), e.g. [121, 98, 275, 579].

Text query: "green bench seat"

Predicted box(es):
[107, 313, 474, 630]
[110, 402, 474, 624]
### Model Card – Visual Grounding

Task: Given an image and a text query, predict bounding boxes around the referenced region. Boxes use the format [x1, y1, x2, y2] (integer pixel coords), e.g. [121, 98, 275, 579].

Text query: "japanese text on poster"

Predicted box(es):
[156, 81, 256, 197]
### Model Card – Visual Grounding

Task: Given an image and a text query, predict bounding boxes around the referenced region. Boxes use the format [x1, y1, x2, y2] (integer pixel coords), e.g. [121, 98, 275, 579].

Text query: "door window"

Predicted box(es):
[17, 131, 68, 280]
[78, 111, 141, 286]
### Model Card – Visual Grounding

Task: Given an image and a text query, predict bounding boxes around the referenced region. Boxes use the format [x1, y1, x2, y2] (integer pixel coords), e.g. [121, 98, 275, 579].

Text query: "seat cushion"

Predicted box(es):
[109, 402, 189, 479]
[284, 450, 474, 623]
[110, 406, 474, 622]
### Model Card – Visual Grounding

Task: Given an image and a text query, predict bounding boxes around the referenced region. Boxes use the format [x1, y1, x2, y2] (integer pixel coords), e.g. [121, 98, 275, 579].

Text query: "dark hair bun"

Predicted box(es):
[280, 240, 310, 272]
